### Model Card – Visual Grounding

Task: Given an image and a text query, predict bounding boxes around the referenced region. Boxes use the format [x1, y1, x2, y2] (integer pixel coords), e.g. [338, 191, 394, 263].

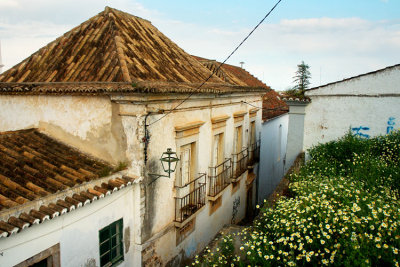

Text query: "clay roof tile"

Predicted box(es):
[0, 7, 228, 89]
[8, 216, 30, 230]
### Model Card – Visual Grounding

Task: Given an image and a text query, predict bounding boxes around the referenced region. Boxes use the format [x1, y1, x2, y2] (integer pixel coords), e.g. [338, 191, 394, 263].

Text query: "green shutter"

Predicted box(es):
[99, 219, 124, 267]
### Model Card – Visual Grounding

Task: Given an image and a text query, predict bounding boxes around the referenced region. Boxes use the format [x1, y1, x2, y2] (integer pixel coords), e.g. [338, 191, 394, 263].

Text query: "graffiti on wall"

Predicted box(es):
[387, 117, 396, 134]
[231, 196, 240, 224]
[351, 117, 397, 138]
[351, 126, 370, 139]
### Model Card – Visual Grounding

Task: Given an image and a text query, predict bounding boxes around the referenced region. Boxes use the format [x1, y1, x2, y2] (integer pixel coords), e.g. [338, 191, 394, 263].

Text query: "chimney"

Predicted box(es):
[0, 41, 4, 74]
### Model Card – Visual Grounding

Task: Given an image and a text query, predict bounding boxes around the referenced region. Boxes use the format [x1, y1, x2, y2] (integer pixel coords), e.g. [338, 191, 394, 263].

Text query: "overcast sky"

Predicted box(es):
[0, 0, 399, 90]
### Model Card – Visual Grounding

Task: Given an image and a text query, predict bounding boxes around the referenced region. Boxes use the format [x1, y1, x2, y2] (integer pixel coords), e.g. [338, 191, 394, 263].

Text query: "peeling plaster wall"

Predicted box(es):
[0, 186, 140, 267]
[121, 94, 263, 265]
[304, 66, 400, 150]
[0, 95, 127, 164]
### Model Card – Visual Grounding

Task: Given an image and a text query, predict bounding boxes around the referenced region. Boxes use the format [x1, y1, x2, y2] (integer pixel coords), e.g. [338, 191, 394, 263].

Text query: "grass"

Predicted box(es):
[194, 130, 400, 266]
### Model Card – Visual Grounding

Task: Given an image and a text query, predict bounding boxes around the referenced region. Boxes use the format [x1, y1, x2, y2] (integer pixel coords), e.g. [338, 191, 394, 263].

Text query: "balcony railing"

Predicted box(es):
[232, 148, 249, 179]
[208, 158, 232, 197]
[248, 139, 261, 165]
[175, 173, 206, 223]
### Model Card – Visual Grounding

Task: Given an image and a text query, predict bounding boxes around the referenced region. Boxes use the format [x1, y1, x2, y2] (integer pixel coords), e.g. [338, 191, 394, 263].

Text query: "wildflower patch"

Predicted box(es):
[194, 130, 400, 266]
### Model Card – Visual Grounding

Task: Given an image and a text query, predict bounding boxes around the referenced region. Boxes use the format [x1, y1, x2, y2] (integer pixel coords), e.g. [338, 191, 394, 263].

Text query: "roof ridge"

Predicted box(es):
[106, 8, 132, 83]
[0, 7, 229, 86]
[0, 128, 37, 136]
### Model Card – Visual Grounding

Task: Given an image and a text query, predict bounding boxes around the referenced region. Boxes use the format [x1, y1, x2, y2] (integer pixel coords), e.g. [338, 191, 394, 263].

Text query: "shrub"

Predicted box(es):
[194, 131, 400, 266]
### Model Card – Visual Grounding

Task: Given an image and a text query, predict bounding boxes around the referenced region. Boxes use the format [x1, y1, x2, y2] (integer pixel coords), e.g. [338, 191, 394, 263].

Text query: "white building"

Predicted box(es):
[304, 64, 400, 150]
[0, 7, 266, 266]
[258, 90, 289, 203]
[284, 98, 310, 172]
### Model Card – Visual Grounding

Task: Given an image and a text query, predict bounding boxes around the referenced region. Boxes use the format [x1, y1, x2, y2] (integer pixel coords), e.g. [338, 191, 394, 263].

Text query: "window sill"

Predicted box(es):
[246, 172, 256, 186]
[231, 170, 247, 183]
[207, 184, 229, 202]
[174, 205, 205, 228]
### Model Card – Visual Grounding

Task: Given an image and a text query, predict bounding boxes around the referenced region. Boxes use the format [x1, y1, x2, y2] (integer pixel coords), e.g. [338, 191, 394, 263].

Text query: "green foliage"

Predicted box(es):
[283, 88, 305, 99]
[198, 235, 238, 266]
[306, 130, 400, 197]
[292, 61, 311, 93]
[194, 130, 400, 266]
[98, 161, 128, 177]
[98, 166, 113, 177]
[115, 161, 128, 172]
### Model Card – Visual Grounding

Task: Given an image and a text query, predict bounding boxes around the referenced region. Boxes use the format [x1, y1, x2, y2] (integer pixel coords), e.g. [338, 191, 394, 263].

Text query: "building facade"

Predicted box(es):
[0, 7, 266, 266]
[304, 64, 400, 150]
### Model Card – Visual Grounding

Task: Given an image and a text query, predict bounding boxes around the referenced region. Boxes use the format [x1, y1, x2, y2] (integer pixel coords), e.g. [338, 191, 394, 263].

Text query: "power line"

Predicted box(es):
[241, 100, 288, 112]
[148, 0, 283, 127]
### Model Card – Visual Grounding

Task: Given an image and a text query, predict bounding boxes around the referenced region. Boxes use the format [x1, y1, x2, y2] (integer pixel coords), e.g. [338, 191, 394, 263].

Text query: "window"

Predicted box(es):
[234, 125, 243, 154]
[179, 142, 196, 187]
[15, 244, 60, 267]
[99, 219, 124, 267]
[249, 121, 256, 146]
[212, 133, 224, 167]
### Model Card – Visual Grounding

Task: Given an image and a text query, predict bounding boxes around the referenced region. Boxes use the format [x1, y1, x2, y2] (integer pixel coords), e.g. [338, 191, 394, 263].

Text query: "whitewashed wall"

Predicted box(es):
[304, 65, 400, 150]
[0, 186, 140, 267]
[285, 101, 308, 172]
[258, 114, 288, 204]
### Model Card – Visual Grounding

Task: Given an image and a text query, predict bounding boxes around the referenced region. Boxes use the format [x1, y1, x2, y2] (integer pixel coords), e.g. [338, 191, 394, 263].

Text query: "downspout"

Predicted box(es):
[143, 113, 151, 165]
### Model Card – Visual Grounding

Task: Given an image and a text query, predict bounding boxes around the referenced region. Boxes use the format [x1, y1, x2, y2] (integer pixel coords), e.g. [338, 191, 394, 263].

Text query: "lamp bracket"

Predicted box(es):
[146, 173, 170, 186]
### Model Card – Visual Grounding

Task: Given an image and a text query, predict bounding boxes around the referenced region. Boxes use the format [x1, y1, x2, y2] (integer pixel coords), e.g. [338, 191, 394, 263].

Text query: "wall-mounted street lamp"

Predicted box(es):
[148, 148, 179, 185]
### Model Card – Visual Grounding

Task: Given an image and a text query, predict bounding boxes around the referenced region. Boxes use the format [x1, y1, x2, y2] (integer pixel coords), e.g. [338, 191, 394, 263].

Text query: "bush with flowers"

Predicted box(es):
[194, 131, 400, 266]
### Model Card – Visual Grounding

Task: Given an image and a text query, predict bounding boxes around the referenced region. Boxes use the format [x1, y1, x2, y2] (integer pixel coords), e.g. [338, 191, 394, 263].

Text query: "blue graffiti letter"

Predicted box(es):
[387, 117, 395, 134]
[352, 126, 370, 139]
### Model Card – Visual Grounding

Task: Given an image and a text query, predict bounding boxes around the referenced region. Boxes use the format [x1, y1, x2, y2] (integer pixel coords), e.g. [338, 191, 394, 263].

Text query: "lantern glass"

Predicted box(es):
[160, 148, 179, 176]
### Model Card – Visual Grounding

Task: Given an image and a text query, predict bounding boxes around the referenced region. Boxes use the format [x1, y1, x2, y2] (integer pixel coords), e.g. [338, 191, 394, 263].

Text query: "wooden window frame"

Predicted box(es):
[99, 218, 124, 267]
[175, 121, 204, 188]
[178, 142, 197, 188]
[15, 244, 60, 267]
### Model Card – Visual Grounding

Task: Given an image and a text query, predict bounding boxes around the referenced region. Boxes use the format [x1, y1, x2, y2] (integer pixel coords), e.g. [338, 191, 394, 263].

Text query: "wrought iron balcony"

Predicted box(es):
[232, 148, 249, 179]
[208, 158, 232, 198]
[248, 139, 261, 165]
[175, 173, 206, 224]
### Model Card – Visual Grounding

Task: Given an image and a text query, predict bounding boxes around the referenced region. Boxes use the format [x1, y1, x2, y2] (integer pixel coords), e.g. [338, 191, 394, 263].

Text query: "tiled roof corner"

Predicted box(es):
[0, 128, 138, 238]
[262, 90, 289, 121]
[193, 55, 271, 89]
[0, 176, 137, 238]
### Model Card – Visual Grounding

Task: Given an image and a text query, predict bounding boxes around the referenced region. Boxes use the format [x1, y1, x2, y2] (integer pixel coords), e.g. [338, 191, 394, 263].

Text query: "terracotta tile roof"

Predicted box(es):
[280, 91, 311, 102]
[193, 56, 271, 89]
[0, 175, 135, 238]
[262, 90, 289, 121]
[0, 80, 267, 95]
[0, 128, 136, 237]
[0, 7, 224, 85]
[193, 56, 287, 120]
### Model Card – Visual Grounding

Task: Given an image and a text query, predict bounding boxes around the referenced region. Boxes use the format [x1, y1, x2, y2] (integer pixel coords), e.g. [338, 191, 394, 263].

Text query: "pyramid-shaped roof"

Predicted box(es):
[193, 56, 271, 89]
[0, 7, 224, 84]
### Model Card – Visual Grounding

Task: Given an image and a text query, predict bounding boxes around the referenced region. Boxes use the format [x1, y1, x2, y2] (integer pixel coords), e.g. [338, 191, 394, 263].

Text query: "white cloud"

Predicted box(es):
[1, 4, 399, 91]
[160, 17, 400, 90]
[0, 0, 19, 8]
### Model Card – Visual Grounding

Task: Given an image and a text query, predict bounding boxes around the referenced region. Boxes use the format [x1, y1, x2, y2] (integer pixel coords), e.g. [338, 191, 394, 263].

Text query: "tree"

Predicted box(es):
[292, 61, 311, 94]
